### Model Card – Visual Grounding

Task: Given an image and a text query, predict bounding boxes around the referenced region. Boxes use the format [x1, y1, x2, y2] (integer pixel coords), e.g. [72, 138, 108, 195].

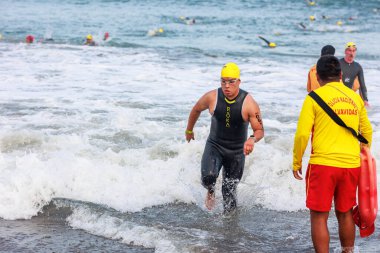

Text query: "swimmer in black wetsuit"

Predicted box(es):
[339, 42, 369, 107]
[185, 62, 264, 214]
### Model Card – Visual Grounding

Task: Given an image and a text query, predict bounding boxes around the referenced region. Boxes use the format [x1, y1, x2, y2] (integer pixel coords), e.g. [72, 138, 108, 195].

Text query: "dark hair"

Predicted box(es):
[320, 45, 335, 56]
[316, 55, 341, 81]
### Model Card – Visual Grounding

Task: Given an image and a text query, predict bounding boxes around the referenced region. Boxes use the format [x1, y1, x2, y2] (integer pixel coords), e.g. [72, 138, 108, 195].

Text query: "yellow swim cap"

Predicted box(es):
[269, 42, 277, 48]
[221, 62, 240, 79]
[158, 28, 164, 33]
[336, 20, 343, 26]
[309, 15, 315, 21]
[309, 1, 316, 6]
[87, 34, 93, 40]
[345, 41, 356, 49]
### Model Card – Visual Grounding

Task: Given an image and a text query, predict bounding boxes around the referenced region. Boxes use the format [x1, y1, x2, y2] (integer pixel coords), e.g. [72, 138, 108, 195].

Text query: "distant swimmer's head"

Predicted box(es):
[336, 20, 343, 26]
[321, 45, 335, 56]
[86, 34, 93, 40]
[316, 55, 341, 82]
[221, 62, 240, 79]
[269, 42, 277, 48]
[104, 32, 109, 41]
[25, 35, 34, 43]
[158, 28, 164, 33]
[309, 15, 316, 21]
[345, 41, 356, 49]
[308, 1, 316, 6]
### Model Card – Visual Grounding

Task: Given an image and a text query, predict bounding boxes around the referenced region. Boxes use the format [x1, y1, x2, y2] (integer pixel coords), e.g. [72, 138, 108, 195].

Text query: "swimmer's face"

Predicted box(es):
[221, 78, 240, 98]
[345, 47, 357, 62]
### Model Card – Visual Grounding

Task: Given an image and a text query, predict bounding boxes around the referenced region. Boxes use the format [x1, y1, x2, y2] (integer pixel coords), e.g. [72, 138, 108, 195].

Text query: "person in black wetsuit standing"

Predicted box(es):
[185, 62, 264, 214]
[339, 42, 369, 107]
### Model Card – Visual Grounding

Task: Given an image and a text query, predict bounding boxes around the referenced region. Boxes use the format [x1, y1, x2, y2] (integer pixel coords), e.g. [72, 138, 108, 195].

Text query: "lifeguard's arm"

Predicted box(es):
[357, 65, 369, 104]
[185, 90, 215, 143]
[359, 102, 373, 148]
[292, 96, 315, 180]
[243, 95, 264, 156]
[307, 70, 312, 92]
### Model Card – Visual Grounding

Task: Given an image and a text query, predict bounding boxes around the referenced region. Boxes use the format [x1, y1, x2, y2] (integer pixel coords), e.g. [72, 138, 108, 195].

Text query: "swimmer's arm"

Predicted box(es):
[245, 95, 264, 142]
[243, 95, 263, 155]
[357, 66, 368, 103]
[186, 90, 215, 142]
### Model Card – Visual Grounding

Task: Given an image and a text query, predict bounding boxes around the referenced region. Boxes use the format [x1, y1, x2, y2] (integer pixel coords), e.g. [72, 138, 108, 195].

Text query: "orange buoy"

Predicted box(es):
[353, 146, 378, 237]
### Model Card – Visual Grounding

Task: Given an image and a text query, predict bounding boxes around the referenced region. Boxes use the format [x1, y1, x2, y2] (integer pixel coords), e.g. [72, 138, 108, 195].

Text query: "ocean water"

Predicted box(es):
[1, 0, 380, 252]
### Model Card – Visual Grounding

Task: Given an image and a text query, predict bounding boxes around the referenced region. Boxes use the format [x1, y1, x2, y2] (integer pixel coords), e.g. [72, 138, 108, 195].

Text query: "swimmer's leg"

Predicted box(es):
[201, 142, 222, 210]
[222, 153, 245, 214]
[204, 190, 215, 210]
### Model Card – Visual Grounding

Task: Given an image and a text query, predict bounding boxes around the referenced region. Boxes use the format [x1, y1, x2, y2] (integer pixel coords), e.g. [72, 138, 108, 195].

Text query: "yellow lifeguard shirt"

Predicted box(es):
[293, 81, 372, 171]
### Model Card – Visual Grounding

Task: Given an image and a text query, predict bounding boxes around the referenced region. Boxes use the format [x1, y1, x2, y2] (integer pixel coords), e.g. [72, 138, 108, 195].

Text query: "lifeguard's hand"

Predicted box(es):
[293, 168, 303, 180]
[364, 101, 370, 107]
[185, 132, 195, 143]
[243, 138, 255, 155]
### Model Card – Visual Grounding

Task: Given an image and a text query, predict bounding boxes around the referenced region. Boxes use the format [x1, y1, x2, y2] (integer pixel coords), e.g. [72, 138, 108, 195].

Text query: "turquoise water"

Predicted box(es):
[3, 0, 380, 55]
[1, 0, 380, 252]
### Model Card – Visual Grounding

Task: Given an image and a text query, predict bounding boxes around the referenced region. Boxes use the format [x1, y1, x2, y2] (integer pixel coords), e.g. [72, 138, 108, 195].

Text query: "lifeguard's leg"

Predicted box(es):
[335, 209, 355, 253]
[310, 210, 330, 253]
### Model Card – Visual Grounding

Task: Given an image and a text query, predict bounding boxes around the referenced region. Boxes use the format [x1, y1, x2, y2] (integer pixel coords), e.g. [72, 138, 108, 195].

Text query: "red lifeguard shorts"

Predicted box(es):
[305, 164, 360, 212]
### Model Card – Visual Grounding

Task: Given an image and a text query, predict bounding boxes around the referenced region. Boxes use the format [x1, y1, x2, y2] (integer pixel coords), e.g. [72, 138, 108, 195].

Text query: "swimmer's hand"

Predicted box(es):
[243, 137, 255, 155]
[185, 130, 195, 143]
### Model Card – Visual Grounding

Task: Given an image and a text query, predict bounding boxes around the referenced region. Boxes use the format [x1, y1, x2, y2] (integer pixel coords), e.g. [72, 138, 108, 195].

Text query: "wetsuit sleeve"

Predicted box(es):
[357, 64, 368, 101]
[293, 96, 314, 171]
[359, 103, 373, 147]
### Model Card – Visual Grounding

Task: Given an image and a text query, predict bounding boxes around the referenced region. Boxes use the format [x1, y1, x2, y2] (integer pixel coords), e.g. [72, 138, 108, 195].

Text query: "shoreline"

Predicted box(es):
[0, 204, 154, 253]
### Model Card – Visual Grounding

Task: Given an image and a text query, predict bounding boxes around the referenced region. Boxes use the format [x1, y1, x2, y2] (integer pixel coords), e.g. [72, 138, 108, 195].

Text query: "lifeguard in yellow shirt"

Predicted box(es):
[293, 55, 372, 253]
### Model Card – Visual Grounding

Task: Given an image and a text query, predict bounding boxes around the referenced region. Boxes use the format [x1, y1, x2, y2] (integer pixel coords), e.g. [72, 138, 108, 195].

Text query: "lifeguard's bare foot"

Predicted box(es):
[205, 191, 215, 210]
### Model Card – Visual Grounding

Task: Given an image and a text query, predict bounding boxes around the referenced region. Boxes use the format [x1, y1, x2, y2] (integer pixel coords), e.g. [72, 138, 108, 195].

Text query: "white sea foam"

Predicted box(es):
[67, 205, 182, 253]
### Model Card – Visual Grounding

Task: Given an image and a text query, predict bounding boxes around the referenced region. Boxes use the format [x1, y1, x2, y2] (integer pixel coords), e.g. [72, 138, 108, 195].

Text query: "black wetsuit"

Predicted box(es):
[201, 88, 249, 213]
[339, 58, 368, 101]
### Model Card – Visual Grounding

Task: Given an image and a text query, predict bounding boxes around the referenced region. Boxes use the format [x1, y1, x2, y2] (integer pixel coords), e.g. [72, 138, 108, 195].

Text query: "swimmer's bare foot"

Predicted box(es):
[205, 191, 215, 210]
